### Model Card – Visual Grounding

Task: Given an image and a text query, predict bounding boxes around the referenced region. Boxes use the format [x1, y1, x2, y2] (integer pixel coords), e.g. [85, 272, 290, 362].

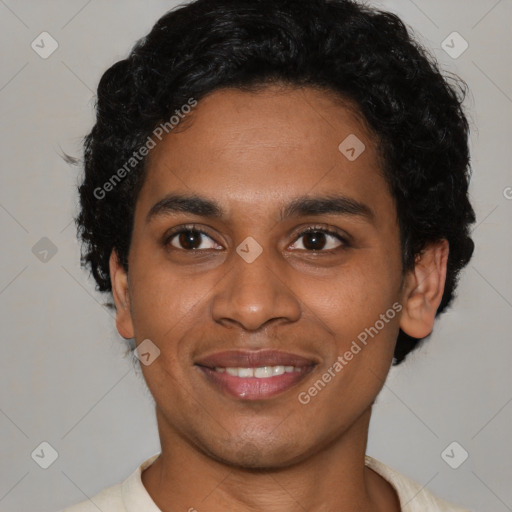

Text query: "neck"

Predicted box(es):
[141, 406, 400, 512]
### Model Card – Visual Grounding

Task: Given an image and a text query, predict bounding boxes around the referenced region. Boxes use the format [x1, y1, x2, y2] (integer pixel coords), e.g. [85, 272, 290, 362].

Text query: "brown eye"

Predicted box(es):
[166, 228, 221, 251]
[290, 227, 348, 252]
[177, 230, 202, 250]
[302, 231, 328, 250]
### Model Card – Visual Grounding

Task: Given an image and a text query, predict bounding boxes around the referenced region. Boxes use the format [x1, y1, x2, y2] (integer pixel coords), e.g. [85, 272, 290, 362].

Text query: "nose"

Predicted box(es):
[211, 247, 301, 331]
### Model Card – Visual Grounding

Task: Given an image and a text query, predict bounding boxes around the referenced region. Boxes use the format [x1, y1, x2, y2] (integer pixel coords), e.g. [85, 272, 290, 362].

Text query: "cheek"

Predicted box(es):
[302, 264, 401, 404]
[302, 256, 401, 335]
[127, 250, 208, 338]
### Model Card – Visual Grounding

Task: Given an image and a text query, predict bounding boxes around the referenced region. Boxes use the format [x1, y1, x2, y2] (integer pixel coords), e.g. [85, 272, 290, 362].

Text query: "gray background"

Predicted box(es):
[0, 1, 511, 511]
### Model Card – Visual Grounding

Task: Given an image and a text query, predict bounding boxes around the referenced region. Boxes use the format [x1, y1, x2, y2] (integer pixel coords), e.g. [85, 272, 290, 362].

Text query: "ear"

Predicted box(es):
[399, 239, 449, 339]
[109, 250, 134, 339]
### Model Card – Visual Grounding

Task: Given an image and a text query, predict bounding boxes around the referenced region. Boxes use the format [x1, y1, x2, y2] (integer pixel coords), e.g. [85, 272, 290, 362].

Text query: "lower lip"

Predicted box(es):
[197, 366, 315, 400]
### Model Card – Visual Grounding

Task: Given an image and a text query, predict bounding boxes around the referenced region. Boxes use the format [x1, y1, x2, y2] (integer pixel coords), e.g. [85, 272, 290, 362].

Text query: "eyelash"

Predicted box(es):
[163, 224, 350, 253]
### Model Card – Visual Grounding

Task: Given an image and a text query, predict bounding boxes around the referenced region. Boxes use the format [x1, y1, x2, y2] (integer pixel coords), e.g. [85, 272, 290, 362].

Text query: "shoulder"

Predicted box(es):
[365, 455, 471, 512]
[57, 453, 161, 512]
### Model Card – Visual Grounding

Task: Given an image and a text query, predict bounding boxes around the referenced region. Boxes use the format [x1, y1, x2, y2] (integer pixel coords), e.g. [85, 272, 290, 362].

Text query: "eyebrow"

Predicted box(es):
[146, 193, 375, 223]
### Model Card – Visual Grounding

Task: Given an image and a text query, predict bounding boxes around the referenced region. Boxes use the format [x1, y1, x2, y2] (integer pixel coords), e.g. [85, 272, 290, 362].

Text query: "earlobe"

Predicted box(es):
[399, 239, 449, 339]
[109, 250, 135, 339]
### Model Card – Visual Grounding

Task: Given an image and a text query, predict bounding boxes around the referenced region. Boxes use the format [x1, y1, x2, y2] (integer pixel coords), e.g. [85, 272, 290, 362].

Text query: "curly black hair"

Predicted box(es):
[76, 0, 476, 365]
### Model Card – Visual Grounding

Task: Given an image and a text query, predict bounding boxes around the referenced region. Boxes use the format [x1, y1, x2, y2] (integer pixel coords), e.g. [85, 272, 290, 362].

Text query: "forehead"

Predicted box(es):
[139, 85, 393, 222]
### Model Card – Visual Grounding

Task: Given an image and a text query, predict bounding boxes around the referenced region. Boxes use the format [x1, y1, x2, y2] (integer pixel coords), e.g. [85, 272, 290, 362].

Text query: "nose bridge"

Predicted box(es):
[211, 244, 301, 331]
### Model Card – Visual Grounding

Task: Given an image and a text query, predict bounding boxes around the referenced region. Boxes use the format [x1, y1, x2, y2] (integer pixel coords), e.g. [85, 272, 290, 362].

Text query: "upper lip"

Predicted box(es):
[195, 350, 317, 369]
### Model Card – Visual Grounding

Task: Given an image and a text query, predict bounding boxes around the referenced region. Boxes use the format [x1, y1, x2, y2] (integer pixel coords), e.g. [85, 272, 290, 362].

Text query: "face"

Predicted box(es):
[110, 85, 446, 468]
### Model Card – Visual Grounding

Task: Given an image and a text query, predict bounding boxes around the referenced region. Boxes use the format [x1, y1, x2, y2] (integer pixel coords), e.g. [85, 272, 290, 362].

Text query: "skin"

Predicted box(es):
[110, 85, 448, 512]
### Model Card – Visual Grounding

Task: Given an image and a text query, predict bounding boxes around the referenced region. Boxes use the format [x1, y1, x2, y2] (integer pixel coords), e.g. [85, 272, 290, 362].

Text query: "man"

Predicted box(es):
[62, 0, 475, 510]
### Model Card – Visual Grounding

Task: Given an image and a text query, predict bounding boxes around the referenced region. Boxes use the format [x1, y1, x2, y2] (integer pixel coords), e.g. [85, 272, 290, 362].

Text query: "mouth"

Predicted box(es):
[194, 350, 317, 401]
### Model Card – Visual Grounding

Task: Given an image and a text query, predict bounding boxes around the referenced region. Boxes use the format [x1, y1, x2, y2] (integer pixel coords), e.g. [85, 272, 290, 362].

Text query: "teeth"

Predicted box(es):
[214, 365, 300, 378]
[255, 366, 277, 378]
[272, 366, 285, 376]
[238, 367, 254, 378]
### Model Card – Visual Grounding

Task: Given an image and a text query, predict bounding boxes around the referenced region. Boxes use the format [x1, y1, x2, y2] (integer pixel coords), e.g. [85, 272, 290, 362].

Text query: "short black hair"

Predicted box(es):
[76, 0, 476, 365]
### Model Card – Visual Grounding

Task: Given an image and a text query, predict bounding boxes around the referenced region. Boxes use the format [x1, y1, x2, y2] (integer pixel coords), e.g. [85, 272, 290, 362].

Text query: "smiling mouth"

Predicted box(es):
[213, 365, 302, 377]
[197, 365, 315, 400]
[194, 350, 317, 400]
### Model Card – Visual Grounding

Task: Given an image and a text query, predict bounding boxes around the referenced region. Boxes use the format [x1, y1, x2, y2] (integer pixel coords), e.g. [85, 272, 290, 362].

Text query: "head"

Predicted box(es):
[76, 0, 475, 468]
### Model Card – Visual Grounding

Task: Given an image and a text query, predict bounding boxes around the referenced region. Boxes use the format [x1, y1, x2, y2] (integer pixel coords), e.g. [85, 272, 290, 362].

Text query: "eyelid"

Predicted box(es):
[291, 224, 351, 245]
[163, 223, 222, 249]
[163, 223, 351, 251]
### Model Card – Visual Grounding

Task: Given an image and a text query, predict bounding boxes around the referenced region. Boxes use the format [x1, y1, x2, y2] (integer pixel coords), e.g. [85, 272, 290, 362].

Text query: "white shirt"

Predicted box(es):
[59, 453, 470, 512]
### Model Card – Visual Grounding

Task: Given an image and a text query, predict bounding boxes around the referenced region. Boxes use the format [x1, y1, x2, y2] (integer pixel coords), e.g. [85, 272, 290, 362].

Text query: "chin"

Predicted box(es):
[204, 437, 309, 470]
